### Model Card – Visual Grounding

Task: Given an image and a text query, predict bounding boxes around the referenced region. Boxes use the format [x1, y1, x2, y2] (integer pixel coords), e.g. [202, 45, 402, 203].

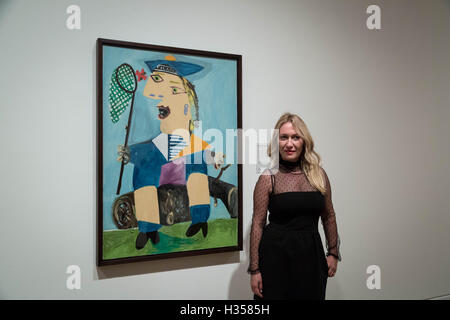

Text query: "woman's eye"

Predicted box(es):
[171, 87, 184, 94]
[151, 75, 163, 82]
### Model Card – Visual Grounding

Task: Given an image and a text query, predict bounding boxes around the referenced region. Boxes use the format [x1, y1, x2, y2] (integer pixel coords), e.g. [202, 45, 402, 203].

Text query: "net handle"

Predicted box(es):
[115, 63, 137, 195]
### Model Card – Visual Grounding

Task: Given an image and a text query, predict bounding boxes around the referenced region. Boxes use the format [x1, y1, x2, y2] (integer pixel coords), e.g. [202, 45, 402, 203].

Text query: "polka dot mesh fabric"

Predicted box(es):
[248, 163, 341, 273]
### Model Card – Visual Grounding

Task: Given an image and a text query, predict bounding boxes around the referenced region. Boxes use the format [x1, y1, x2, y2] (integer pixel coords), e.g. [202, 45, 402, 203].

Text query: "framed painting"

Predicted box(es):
[97, 38, 242, 266]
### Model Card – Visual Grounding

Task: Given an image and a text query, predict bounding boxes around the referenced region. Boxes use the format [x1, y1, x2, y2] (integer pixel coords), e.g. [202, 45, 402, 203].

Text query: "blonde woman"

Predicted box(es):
[248, 113, 341, 300]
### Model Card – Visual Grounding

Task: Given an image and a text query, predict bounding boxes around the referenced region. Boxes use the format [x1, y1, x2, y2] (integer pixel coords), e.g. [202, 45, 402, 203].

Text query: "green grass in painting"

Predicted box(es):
[103, 218, 238, 260]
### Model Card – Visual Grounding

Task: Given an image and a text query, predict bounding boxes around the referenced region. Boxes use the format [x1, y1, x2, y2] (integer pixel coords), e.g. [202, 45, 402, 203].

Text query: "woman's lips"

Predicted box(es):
[157, 105, 170, 119]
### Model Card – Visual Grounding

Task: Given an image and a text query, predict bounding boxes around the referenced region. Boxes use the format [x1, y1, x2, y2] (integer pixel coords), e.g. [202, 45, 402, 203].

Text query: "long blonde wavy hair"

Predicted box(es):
[267, 112, 327, 195]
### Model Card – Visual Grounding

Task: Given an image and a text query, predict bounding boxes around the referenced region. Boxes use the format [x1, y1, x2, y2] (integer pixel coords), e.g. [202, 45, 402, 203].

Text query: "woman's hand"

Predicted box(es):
[327, 255, 338, 277]
[250, 272, 263, 298]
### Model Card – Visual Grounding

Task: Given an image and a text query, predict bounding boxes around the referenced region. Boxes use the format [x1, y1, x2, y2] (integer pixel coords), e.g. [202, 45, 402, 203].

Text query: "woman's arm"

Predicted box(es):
[248, 172, 271, 273]
[249, 172, 271, 297]
[320, 168, 341, 261]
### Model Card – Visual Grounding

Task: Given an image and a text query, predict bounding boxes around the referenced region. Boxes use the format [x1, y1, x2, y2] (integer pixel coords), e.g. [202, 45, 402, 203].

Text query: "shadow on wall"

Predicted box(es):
[228, 221, 253, 299]
[0, 0, 13, 23]
[96, 250, 241, 280]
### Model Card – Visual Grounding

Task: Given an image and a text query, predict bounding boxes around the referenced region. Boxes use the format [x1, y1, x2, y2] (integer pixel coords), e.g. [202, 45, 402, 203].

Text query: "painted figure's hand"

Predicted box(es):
[213, 152, 225, 169]
[205, 150, 225, 169]
[117, 145, 130, 164]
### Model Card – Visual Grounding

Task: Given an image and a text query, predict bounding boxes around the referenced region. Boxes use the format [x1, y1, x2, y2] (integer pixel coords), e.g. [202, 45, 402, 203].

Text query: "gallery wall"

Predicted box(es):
[0, 0, 449, 299]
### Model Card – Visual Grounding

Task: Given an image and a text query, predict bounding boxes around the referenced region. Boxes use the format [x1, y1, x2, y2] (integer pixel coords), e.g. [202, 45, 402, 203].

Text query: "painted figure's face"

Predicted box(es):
[279, 121, 303, 162]
[143, 71, 191, 135]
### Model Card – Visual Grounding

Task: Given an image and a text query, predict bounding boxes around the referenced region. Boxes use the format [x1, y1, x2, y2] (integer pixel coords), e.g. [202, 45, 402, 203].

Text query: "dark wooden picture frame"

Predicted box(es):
[97, 38, 242, 266]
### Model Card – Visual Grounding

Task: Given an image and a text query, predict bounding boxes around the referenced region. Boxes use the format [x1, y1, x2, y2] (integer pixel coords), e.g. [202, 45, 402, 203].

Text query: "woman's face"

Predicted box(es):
[143, 71, 191, 134]
[279, 121, 303, 162]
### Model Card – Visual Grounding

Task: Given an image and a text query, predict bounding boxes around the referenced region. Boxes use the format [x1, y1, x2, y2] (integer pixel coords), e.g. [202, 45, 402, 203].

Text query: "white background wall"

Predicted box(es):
[0, 0, 449, 299]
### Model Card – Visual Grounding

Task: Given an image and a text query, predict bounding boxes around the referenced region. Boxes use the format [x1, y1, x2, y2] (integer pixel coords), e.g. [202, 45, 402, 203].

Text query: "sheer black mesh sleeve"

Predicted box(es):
[320, 168, 342, 261]
[248, 171, 272, 273]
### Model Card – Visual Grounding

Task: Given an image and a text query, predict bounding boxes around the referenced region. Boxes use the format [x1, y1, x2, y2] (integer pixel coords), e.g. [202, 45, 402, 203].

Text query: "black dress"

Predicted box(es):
[249, 161, 341, 300]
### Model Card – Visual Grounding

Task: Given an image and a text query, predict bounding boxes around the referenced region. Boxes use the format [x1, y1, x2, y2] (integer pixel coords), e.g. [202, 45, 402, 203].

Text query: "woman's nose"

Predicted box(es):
[286, 138, 293, 147]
